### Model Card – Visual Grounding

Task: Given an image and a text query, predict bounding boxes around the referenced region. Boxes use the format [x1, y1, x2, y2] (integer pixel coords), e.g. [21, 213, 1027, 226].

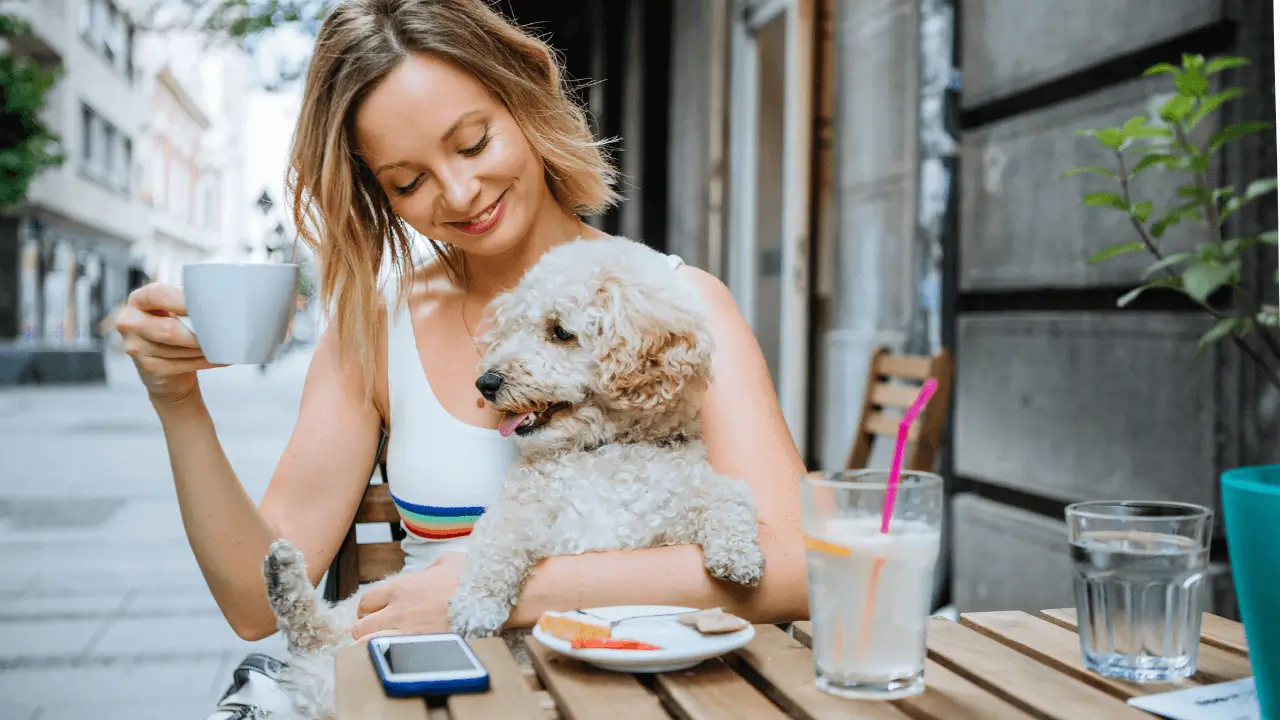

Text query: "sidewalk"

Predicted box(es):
[0, 347, 316, 719]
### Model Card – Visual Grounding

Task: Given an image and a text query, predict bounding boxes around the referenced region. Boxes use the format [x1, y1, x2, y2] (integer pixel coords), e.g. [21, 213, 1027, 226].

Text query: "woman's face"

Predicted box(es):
[354, 53, 548, 257]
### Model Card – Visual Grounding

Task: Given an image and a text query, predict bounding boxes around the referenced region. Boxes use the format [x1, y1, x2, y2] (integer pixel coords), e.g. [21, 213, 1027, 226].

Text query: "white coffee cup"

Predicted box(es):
[181, 263, 300, 365]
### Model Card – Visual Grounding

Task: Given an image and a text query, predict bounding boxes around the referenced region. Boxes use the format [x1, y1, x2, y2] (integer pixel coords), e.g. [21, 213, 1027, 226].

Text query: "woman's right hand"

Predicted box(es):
[114, 283, 224, 404]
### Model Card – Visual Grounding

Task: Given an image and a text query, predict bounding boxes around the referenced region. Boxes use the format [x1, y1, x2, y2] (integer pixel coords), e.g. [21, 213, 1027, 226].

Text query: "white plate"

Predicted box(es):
[531, 605, 756, 673]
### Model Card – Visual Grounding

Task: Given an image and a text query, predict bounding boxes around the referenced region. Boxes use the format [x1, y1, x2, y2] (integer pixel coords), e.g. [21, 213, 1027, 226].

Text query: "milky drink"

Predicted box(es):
[805, 516, 941, 698]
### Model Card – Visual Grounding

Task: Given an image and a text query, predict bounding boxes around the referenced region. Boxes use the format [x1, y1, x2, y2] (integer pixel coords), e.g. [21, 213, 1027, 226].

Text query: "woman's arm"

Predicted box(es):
[159, 322, 385, 640]
[505, 266, 810, 626]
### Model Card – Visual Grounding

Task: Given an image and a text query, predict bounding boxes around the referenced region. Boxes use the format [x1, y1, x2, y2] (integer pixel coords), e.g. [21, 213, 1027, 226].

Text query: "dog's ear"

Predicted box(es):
[593, 273, 714, 411]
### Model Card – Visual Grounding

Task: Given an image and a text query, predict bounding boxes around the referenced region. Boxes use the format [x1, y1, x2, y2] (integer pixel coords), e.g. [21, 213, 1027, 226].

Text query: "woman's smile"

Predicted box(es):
[449, 190, 507, 235]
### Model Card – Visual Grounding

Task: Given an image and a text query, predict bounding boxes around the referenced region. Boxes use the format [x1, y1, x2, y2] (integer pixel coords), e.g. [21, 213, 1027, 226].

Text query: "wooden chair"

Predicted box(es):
[846, 346, 954, 473]
[323, 427, 407, 603]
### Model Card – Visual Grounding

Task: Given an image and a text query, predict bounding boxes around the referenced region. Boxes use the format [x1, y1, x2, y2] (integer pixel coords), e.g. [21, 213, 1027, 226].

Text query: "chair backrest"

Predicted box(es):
[846, 346, 953, 473]
[324, 429, 407, 602]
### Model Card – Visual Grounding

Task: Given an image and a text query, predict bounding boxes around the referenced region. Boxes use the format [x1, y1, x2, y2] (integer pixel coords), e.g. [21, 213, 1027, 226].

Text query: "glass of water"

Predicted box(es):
[1066, 501, 1212, 682]
[800, 470, 943, 700]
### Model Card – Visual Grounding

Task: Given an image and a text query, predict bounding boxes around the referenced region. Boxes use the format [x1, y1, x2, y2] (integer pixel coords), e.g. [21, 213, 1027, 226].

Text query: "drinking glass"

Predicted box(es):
[1065, 501, 1212, 682]
[800, 469, 943, 699]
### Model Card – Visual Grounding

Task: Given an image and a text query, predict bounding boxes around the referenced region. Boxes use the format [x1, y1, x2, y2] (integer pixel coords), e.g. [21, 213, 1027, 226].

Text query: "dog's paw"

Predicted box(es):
[447, 593, 510, 640]
[264, 539, 308, 605]
[704, 541, 766, 588]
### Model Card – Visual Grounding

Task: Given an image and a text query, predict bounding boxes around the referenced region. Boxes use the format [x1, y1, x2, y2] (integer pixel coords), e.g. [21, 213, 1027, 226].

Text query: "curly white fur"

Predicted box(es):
[261, 237, 765, 719]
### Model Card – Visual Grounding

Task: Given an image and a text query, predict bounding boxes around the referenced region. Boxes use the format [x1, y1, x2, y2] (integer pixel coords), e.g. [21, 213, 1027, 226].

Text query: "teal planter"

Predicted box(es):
[1221, 464, 1280, 719]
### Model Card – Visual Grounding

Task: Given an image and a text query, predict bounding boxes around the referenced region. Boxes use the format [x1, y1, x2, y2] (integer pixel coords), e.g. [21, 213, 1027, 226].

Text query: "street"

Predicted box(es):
[0, 347, 316, 719]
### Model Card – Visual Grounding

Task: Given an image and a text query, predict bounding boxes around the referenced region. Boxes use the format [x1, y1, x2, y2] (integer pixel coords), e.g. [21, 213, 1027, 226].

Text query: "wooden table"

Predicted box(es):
[335, 609, 1254, 719]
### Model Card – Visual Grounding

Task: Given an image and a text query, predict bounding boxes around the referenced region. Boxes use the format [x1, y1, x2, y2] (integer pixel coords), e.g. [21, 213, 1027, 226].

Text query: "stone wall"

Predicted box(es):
[949, 0, 1275, 615]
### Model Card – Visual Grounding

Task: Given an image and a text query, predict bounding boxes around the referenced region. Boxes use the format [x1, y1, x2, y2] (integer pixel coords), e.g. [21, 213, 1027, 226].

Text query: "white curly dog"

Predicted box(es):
[261, 237, 766, 719]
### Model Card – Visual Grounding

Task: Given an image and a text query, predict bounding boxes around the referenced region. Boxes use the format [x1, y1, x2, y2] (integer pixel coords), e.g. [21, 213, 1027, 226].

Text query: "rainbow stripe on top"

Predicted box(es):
[390, 493, 485, 541]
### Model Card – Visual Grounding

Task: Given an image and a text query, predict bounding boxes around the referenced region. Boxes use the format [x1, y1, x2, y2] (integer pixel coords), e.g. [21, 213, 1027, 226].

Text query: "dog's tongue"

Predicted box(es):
[498, 412, 530, 438]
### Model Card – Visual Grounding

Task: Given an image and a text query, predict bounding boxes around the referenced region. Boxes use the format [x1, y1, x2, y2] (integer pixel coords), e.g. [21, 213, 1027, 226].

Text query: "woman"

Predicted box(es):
[117, 0, 807, 682]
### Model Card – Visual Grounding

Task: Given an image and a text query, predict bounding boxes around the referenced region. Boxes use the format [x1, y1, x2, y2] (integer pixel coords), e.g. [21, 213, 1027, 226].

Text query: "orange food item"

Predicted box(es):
[570, 637, 662, 651]
[537, 611, 613, 642]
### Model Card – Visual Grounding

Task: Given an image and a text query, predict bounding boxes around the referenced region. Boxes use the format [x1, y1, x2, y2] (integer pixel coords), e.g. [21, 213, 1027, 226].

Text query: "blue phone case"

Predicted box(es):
[368, 634, 490, 697]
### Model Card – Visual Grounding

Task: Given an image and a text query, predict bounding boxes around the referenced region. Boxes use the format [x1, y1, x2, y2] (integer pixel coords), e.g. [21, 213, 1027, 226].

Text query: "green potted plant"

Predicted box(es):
[1064, 54, 1277, 712]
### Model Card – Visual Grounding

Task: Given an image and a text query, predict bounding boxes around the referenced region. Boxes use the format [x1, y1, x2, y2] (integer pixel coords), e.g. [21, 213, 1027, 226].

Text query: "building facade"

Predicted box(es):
[133, 31, 253, 286]
[0, 0, 148, 346]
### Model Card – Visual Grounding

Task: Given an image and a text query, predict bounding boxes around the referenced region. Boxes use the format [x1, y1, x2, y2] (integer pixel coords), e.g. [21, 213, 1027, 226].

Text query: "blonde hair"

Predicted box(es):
[287, 0, 620, 398]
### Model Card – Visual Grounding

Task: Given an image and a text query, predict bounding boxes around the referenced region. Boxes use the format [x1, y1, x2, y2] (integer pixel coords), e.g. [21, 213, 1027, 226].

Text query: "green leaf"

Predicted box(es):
[1061, 166, 1119, 179]
[1198, 318, 1242, 350]
[1182, 54, 1207, 72]
[1130, 153, 1182, 177]
[1087, 242, 1146, 264]
[1130, 201, 1153, 222]
[1196, 243, 1223, 262]
[1143, 252, 1193, 277]
[1221, 238, 1247, 257]
[1117, 116, 1168, 140]
[1176, 71, 1210, 98]
[1259, 231, 1277, 246]
[1150, 203, 1204, 238]
[1258, 305, 1280, 327]
[1144, 62, 1181, 77]
[1182, 260, 1239, 302]
[1188, 88, 1245, 128]
[1205, 57, 1250, 75]
[1096, 128, 1125, 150]
[1161, 95, 1195, 122]
[1083, 192, 1128, 210]
[1220, 179, 1279, 222]
[1177, 185, 1212, 202]
[1210, 122, 1274, 151]
[1117, 277, 1181, 307]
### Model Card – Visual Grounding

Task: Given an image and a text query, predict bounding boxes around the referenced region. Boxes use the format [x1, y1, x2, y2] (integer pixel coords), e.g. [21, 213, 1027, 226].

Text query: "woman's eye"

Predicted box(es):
[551, 324, 576, 343]
[393, 175, 422, 196]
[460, 129, 490, 157]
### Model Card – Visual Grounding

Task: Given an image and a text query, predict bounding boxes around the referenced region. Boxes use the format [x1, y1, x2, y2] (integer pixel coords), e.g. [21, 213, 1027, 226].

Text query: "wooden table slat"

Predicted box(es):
[790, 621, 1037, 720]
[730, 625, 910, 720]
[447, 637, 549, 720]
[927, 618, 1151, 719]
[1036, 608, 1254, 684]
[526, 636, 670, 720]
[1199, 614, 1251, 656]
[335, 639, 431, 720]
[653, 658, 790, 720]
[959, 611, 1198, 698]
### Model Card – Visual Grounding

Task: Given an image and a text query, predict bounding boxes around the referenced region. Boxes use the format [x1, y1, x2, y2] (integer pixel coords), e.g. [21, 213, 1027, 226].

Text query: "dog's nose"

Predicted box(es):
[475, 372, 504, 401]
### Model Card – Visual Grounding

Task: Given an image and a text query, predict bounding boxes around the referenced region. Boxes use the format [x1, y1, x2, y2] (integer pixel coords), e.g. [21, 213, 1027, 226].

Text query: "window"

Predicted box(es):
[80, 103, 132, 195]
[80, 105, 93, 166]
[77, 0, 92, 38]
[80, 0, 135, 80]
[118, 137, 132, 194]
[202, 179, 220, 231]
[152, 142, 166, 208]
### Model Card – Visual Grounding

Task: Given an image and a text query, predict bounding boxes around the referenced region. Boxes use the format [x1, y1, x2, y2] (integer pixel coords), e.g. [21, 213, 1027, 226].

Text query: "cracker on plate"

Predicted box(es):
[677, 607, 750, 634]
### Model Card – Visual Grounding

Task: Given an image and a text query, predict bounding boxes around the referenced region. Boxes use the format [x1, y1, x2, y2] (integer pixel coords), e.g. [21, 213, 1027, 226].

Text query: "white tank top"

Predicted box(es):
[383, 250, 686, 570]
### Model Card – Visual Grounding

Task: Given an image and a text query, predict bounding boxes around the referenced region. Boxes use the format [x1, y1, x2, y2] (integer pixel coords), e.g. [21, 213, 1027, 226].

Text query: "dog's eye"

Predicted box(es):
[551, 324, 577, 343]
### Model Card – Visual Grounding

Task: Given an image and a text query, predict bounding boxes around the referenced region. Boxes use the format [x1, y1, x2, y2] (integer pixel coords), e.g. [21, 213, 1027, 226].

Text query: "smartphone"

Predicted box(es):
[367, 633, 490, 697]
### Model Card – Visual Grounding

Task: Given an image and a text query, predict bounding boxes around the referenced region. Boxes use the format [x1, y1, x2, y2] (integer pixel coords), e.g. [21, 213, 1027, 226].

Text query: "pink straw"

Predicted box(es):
[857, 376, 939, 660]
[879, 378, 938, 534]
